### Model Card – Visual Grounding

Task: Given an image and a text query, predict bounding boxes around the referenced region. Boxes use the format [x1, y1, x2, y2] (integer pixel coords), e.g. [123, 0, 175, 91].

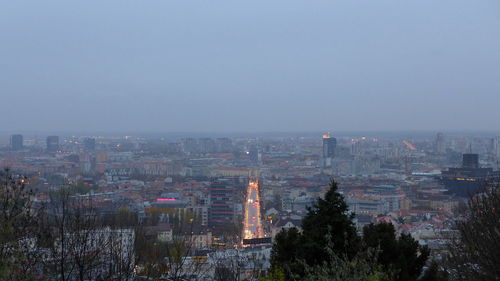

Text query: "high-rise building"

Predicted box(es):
[181, 138, 198, 154]
[209, 178, 234, 227]
[462, 153, 479, 169]
[10, 134, 23, 151]
[492, 137, 500, 159]
[322, 134, 337, 168]
[46, 136, 60, 152]
[199, 138, 216, 154]
[435, 132, 445, 154]
[83, 137, 96, 151]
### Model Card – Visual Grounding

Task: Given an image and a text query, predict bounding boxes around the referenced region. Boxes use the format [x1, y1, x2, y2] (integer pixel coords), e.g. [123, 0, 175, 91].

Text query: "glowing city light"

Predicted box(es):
[243, 179, 264, 241]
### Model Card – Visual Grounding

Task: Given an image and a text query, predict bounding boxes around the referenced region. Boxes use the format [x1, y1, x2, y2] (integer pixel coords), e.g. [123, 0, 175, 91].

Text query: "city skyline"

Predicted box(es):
[1, 124, 499, 280]
[1, 1, 499, 279]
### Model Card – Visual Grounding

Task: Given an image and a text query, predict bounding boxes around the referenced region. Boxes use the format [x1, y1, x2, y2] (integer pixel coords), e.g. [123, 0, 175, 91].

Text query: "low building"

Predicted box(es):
[271, 216, 302, 238]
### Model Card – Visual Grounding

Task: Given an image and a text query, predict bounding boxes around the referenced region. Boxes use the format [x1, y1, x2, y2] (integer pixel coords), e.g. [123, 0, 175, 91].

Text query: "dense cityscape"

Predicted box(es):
[1, 131, 499, 280]
[2, 0, 500, 280]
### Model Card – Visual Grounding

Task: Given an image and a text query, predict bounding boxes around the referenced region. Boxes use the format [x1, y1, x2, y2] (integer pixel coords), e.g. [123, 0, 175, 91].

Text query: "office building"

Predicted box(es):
[47, 136, 60, 152]
[462, 153, 479, 169]
[209, 178, 234, 227]
[199, 138, 216, 154]
[491, 137, 500, 158]
[435, 132, 445, 154]
[10, 134, 23, 151]
[439, 153, 500, 197]
[322, 134, 337, 168]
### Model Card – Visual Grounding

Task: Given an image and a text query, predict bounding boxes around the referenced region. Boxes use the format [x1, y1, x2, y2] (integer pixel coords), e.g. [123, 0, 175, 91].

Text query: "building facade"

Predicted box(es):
[47, 136, 60, 152]
[209, 178, 234, 227]
[10, 134, 23, 151]
[322, 134, 337, 168]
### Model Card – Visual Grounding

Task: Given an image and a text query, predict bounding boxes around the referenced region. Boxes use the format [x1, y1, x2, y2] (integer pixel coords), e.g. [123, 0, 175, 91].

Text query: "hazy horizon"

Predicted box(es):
[2, 130, 500, 140]
[2, 0, 500, 132]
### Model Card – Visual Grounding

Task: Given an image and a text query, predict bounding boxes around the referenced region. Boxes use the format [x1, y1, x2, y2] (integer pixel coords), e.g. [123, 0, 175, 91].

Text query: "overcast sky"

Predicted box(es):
[1, 0, 500, 133]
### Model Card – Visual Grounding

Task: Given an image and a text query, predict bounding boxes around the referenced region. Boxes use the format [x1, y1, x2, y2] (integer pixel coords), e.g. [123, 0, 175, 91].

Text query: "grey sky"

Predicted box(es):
[1, 0, 500, 133]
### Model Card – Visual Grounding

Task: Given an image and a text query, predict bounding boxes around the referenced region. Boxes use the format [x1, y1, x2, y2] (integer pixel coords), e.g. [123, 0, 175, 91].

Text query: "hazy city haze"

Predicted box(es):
[1, 0, 500, 133]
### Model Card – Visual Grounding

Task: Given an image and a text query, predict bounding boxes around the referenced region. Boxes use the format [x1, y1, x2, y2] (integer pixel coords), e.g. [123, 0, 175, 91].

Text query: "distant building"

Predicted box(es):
[96, 151, 108, 163]
[177, 226, 213, 248]
[212, 167, 251, 177]
[151, 193, 189, 208]
[199, 138, 216, 154]
[145, 223, 173, 242]
[462, 153, 479, 169]
[322, 134, 337, 168]
[495, 138, 500, 158]
[435, 132, 445, 154]
[182, 138, 198, 154]
[281, 197, 293, 211]
[248, 145, 259, 163]
[10, 134, 23, 151]
[83, 137, 96, 151]
[46, 136, 59, 152]
[488, 138, 499, 158]
[209, 178, 234, 227]
[347, 197, 386, 216]
[439, 153, 500, 197]
[271, 217, 302, 237]
[215, 138, 233, 153]
[292, 196, 315, 212]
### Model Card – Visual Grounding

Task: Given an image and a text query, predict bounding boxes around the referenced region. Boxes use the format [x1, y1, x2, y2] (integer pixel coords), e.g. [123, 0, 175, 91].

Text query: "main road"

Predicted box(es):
[243, 179, 264, 240]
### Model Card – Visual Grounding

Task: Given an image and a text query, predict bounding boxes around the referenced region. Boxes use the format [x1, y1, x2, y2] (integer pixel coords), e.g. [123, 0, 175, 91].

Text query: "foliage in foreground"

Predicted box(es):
[363, 223, 429, 281]
[446, 181, 500, 281]
[0, 169, 39, 281]
[300, 238, 392, 281]
[270, 179, 431, 281]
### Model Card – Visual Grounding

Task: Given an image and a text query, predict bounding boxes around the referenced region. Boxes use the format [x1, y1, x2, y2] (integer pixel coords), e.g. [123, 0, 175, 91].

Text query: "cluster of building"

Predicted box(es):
[2, 131, 500, 276]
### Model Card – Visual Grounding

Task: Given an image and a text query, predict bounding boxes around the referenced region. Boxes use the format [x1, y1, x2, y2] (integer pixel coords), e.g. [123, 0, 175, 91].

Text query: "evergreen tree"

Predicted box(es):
[261, 267, 286, 281]
[301, 179, 360, 263]
[270, 227, 303, 278]
[363, 223, 430, 281]
[301, 245, 392, 281]
[271, 179, 432, 281]
[270, 179, 360, 279]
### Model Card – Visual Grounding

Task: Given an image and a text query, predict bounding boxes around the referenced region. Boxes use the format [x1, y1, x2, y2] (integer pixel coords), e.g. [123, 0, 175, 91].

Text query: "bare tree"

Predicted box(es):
[447, 181, 500, 281]
[0, 169, 41, 281]
[135, 217, 214, 281]
[100, 227, 137, 281]
[39, 189, 137, 281]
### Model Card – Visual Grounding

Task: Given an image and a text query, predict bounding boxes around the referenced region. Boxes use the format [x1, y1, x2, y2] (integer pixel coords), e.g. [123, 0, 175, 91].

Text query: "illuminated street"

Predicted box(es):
[243, 179, 264, 240]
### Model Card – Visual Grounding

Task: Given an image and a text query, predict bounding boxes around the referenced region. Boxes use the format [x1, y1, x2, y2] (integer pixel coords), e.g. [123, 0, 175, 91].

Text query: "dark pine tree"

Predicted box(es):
[300, 179, 360, 264]
[270, 179, 361, 279]
[269, 227, 302, 277]
[363, 223, 430, 281]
